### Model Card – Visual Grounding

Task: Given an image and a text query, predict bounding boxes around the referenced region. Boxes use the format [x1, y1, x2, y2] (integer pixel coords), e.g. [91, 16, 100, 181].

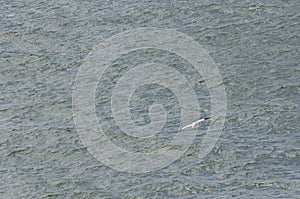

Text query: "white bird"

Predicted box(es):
[181, 117, 210, 130]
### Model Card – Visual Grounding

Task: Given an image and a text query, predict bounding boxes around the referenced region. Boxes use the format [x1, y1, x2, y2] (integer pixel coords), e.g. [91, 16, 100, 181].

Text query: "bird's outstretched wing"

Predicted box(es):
[181, 117, 210, 130]
[181, 123, 194, 130]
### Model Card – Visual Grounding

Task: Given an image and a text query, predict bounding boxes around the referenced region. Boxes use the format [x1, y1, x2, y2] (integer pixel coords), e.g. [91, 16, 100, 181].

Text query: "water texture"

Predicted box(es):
[0, 0, 299, 198]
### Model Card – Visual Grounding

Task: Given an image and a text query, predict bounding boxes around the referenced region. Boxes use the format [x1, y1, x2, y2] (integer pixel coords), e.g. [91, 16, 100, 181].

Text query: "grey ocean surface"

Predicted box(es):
[1, 0, 299, 198]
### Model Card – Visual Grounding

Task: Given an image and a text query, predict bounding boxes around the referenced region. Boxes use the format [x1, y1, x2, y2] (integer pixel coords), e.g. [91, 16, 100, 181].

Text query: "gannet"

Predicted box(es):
[181, 117, 210, 130]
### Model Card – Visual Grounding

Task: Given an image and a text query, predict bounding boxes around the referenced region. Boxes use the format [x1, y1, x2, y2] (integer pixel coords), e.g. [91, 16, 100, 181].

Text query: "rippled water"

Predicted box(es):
[1, 0, 299, 198]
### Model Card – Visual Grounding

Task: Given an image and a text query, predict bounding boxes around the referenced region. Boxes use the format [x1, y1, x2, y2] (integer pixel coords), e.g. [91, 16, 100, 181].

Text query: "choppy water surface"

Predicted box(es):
[1, 0, 299, 198]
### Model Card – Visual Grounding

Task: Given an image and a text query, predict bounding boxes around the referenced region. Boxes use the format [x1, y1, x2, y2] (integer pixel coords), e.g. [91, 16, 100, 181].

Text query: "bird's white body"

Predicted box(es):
[181, 118, 210, 130]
